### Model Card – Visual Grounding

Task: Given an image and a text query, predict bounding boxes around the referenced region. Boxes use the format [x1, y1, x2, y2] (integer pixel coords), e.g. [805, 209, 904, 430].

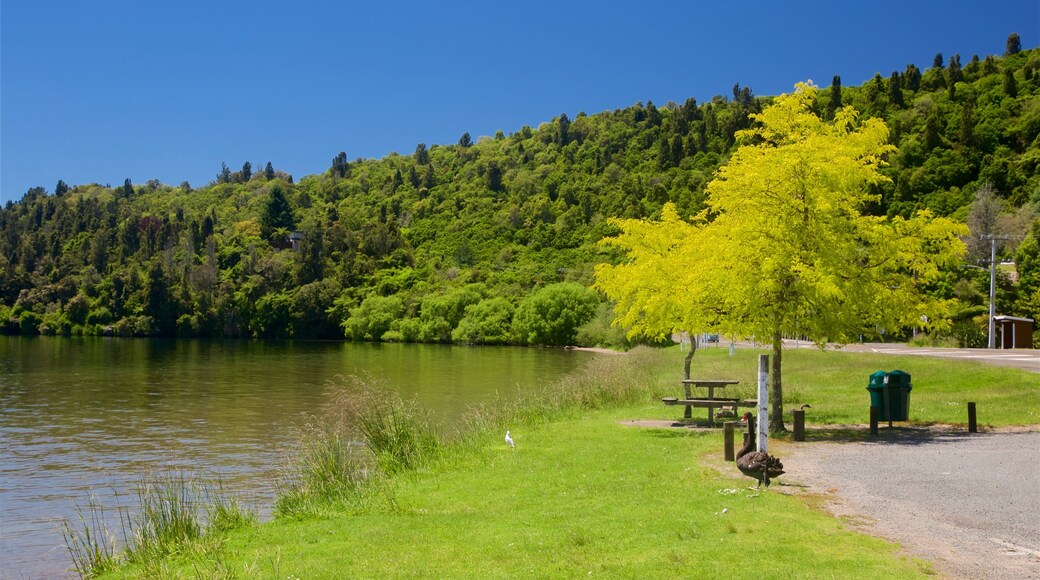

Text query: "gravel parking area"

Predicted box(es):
[782, 428, 1040, 579]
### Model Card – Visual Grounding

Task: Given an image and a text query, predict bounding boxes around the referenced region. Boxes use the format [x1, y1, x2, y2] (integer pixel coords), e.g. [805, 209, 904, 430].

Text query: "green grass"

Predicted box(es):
[64, 472, 257, 578]
[107, 408, 934, 579]
[96, 345, 1037, 578]
[684, 346, 1039, 426]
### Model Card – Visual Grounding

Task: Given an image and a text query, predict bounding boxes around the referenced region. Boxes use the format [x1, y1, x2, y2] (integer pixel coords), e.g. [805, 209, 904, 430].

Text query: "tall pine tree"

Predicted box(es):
[826, 75, 842, 118]
[260, 184, 296, 241]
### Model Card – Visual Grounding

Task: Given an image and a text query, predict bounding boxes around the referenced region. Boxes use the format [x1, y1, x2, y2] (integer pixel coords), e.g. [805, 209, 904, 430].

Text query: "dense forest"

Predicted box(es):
[2, 39, 1039, 347]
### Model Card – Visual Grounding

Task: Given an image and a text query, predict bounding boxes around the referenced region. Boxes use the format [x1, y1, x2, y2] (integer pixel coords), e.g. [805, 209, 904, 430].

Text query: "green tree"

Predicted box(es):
[512, 282, 598, 346]
[452, 297, 515, 344]
[55, 180, 69, 197]
[241, 161, 253, 182]
[1003, 68, 1018, 98]
[264, 162, 275, 180]
[903, 64, 922, 91]
[556, 113, 571, 145]
[947, 54, 962, 99]
[331, 152, 349, 178]
[1006, 33, 1022, 56]
[959, 95, 977, 148]
[888, 72, 904, 107]
[1015, 219, 1040, 322]
[826, 75, 842, 118]
[419, 286, 483, 342]
[146, 262, 178, 336]
[342, 295, 405, 341]
[414, 143, 430, 165]
[596, 83, 967, 433]
[458, 132, 472, 148]
[260, 184, 296, 241]
[486, 161, 504, 192]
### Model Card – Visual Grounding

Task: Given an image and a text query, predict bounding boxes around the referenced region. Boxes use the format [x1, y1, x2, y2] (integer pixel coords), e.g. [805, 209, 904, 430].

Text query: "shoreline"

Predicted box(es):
[565, 345, 626, 355]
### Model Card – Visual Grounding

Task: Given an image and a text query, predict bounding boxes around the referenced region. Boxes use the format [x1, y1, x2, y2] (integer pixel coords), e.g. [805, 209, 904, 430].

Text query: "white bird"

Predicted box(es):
[505, 430, 515, 448]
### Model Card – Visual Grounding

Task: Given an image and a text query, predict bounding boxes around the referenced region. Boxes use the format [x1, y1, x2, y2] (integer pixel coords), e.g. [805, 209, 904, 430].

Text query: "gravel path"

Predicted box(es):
[781, 428, 1040, 579]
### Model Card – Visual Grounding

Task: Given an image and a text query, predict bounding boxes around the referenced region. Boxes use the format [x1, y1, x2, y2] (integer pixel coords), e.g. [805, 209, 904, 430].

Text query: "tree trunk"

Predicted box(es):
[683, 334, 698, 380]
[682, 335, 698, 420]
[770, 331, 786, 434]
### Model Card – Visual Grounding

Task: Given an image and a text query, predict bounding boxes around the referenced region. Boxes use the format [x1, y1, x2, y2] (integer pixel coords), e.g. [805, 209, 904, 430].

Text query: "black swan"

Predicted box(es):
[735, 412, 785, 487]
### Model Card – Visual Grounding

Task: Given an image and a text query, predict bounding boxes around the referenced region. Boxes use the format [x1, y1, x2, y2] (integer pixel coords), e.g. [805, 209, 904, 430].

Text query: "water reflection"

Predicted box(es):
[0, 337, 591, 577]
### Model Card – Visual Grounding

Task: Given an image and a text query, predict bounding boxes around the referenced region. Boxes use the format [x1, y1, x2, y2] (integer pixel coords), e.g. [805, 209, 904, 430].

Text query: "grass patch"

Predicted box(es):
[96, 344, 1035, 577]
[64, 472, 257, 578]
[114, 409, 933, 578]
[275, 372, 444, 519]
[62, 494, 122, 578]
[684, 347, 1039, 427]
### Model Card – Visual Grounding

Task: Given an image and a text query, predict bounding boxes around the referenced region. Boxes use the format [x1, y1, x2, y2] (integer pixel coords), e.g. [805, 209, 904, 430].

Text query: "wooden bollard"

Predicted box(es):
[968, 402, 977, 433]
[723, 421, 737, 461]
[869, 406, 878, 436]
[792, 409, 805, 442]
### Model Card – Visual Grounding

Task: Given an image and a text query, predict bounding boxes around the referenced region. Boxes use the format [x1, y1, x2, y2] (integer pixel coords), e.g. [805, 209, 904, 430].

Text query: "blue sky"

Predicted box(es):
[2, 1, 1037, 204]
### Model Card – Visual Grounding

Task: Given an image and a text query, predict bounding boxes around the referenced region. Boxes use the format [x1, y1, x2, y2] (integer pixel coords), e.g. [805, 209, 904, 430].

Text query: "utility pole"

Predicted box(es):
[981, 234, 1012, 349]
[989, 235, 997, 349]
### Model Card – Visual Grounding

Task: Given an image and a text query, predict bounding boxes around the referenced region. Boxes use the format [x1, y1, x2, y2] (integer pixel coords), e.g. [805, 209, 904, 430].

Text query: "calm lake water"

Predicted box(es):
[0, 336, 594, 578]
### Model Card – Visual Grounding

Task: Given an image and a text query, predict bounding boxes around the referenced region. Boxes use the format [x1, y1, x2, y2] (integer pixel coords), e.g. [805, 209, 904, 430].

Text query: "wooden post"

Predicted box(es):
[723, 421, 736, 461]
[757, 354, 769, 453]
[792, 409, 805, 442]
[870, 406, 878, 436]
[968, 402, 977, 433]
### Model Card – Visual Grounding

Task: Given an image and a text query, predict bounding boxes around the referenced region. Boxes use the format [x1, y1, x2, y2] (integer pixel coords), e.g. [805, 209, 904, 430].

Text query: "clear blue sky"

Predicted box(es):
[2, 1, 1037, 204]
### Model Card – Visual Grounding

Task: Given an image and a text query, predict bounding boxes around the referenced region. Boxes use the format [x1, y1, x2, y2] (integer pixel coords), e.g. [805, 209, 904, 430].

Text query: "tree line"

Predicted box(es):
[1, 39, 1037, 347]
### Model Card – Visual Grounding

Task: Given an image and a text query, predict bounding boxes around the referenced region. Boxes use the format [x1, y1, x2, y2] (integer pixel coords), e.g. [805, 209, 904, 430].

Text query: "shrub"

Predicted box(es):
[418, 285, 484, 342]
[575, 302, 629, 348]
[342, 295, 405, 341]
[18, 311, 43, 334]
[512, 283, 599, 345]
[951, 317, 987, 348]
[85, 306, 113, 326]
[452, 297, 515, 344]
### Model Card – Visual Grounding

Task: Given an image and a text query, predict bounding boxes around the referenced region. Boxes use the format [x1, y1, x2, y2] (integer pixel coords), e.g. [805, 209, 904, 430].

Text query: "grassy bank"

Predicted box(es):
[96, 346, 1037, 578]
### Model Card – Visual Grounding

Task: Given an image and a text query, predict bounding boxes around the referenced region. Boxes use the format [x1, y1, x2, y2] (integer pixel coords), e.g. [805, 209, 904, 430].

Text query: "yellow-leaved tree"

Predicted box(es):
[596, 83, 968, 433]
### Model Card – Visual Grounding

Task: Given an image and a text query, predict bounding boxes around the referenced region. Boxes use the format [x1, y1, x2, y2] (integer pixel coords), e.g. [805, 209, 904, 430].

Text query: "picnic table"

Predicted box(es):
[662, 379, 755, 426]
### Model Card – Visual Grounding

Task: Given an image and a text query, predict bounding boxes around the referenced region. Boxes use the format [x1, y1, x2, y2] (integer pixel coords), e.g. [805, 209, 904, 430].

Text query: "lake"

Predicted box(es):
[0, 336, 595, 577]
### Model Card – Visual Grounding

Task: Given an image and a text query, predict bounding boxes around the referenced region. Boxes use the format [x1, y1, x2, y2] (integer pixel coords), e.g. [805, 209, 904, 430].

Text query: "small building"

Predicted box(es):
[289, 231, 304, 251]
[994, 315, 1034, 349]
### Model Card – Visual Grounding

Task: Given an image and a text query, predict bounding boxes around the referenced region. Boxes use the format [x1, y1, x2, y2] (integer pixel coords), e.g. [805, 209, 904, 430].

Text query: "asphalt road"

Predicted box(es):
[844, 342, 1040, 374]
[784, 429, 1040, 579]
[698, 337, 1039, 577]
[716, 339, 1040, 373]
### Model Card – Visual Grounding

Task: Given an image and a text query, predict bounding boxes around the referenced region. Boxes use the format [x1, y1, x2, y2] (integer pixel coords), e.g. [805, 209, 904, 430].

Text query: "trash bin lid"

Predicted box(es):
[867, 370, 887, 389]
[888, 370, 912, 389]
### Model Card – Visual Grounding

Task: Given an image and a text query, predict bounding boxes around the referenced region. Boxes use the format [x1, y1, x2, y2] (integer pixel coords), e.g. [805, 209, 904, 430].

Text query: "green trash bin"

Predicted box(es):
[866, 370, 912, 421]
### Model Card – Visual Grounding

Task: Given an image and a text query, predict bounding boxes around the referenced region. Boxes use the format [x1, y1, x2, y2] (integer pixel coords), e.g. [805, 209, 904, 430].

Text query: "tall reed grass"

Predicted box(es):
[459, 347, 672, 438]
[277, 372, 443, 516]
[62, 472, 257, 578]
[61, 494, 122, 578]
[126, 471, 203, 560]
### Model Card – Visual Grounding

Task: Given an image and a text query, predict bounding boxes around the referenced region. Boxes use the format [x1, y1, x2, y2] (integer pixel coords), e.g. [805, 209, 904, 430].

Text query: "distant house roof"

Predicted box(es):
[289, 231, 304, 240]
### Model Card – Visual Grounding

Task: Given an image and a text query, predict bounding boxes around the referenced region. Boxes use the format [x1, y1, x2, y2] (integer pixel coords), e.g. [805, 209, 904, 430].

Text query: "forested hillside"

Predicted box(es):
[2, 41, 1038, 347]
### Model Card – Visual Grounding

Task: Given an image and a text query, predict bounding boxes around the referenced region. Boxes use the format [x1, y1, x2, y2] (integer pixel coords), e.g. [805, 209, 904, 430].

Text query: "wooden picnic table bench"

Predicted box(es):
[665, 379, 742, 425]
